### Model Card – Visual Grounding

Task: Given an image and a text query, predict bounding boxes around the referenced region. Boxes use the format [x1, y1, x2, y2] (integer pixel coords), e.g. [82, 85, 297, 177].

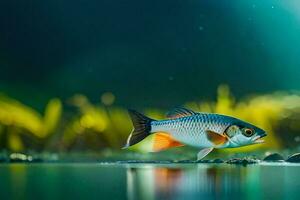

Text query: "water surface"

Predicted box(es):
[0, 163, 299, 200]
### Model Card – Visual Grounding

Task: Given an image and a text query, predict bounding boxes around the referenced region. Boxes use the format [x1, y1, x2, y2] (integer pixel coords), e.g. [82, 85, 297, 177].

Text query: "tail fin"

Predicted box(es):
[123, 109, 154, 148]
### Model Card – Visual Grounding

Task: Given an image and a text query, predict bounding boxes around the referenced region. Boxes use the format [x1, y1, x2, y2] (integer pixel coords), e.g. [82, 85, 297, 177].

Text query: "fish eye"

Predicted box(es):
[242, 128, 254, 137]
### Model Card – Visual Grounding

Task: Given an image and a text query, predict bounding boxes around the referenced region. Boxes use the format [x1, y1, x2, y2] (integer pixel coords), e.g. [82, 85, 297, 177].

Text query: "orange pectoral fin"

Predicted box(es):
[152, 133, 184, 152]
[206, 130, 228, 146]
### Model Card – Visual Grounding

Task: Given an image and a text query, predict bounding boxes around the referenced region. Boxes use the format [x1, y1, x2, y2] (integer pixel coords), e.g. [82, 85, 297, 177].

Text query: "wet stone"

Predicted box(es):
[286, 153, 300, 163]
[194, 159, 224, 163]
[212, 159, 224, 163]
[116, 160, 173, 164]
[195, 159, 211, 163]
[174, 160, 195, 163]
[9, 153, 32, 163]
[8, 153, 44, 163]
[263, 153, 285, 162]
[226, 158, 259, 166]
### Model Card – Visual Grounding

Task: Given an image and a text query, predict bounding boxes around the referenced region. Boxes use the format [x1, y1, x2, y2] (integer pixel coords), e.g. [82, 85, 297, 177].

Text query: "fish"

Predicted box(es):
[123, 108, 267, 160]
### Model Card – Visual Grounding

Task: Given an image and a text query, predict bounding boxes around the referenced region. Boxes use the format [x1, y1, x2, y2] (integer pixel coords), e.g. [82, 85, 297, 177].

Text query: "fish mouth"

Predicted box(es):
[253, 132, 267, 144]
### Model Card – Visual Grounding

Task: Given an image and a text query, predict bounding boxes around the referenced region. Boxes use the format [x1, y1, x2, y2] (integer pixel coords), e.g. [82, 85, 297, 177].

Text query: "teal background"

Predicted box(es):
[1, 0, 300, 109]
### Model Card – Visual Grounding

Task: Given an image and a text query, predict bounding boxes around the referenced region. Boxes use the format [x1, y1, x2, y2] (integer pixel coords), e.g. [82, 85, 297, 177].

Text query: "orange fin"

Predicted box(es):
[205, 130, 228, 146]
[152, 133, 184, 152]
[166, 108, 196, 119]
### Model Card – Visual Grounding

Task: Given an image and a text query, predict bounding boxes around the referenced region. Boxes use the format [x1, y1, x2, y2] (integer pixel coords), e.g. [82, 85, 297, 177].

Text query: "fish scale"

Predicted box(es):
[151, 113, 236, 148]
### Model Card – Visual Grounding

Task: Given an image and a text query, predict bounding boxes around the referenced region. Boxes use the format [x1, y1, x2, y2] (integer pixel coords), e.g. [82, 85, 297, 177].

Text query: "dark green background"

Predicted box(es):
[1, 0, 299, 109]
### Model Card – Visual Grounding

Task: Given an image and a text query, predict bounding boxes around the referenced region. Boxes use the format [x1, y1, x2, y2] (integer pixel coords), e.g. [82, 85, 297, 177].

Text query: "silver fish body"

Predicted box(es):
[124, 108, 266, 160]
[151, 113, 240, 148]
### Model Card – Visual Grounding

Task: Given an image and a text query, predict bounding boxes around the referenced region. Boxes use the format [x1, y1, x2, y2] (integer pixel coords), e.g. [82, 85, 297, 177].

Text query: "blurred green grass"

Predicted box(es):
[0, 85, 300, 154]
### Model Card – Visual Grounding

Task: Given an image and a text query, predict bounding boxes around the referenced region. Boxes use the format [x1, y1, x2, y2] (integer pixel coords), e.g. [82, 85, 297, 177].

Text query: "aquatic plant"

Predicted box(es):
[134, 85, 300, 152]
[185, 85, 300, 152]
[0, 85, 300, 153]
[62, 94, 131, 150]
[0, 94, 62, 151]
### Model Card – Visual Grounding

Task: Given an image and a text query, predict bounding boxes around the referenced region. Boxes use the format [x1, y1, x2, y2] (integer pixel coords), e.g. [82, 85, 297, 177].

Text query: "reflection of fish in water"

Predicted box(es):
[123, 108, 267, 160]
[127, 167, 183, 200]
[154, 168, 182, 193]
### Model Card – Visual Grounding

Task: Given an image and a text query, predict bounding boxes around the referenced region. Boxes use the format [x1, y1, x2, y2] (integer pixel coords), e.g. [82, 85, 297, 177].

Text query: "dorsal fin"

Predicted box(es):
[166, 107, 196, 119]
[152, 133, 184, 152]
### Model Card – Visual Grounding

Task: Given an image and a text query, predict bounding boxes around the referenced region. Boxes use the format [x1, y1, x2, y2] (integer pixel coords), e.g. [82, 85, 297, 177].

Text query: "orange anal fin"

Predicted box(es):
[152, 133, 184, 152]
[206, 130, 228, 146]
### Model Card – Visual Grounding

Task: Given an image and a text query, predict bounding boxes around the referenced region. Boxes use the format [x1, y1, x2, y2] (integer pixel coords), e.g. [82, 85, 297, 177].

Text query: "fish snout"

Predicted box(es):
[253, 130, 267, 144]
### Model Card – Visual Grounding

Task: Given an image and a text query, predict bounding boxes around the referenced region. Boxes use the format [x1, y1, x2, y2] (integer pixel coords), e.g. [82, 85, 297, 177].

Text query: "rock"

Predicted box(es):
[116, 160, 172, 164]
[212, 159, 224, 163]
[174, 160, 195, 163]
[195, 159, 224, 163]
[286, 153, 300, 163]
[263, 153, 285, 162]
[9, 153, 30, 162]
[226, 158, 259, 166]
[195, 159, 211, 163]
[8, 153, 44, 163]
